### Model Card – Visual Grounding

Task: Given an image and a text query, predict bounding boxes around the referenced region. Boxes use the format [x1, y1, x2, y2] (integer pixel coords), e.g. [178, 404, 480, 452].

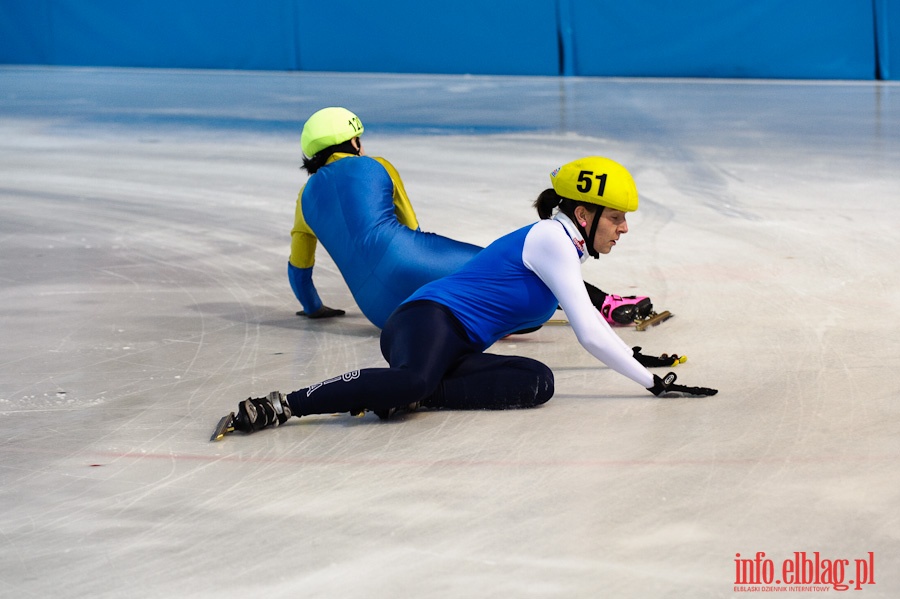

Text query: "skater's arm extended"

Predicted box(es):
[524, 225, 716, 397]
[522, 221, 654, 389]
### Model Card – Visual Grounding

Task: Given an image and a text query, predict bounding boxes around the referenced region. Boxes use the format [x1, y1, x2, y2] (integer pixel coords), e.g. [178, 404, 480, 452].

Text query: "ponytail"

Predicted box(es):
[533, 188, 563, 219]
[533, 188, 599, 222]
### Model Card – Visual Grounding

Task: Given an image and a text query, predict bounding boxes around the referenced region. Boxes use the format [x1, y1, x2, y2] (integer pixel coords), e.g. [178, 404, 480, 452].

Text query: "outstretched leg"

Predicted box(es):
[250, 300, 554, 429]
[285, 300, 475, 417]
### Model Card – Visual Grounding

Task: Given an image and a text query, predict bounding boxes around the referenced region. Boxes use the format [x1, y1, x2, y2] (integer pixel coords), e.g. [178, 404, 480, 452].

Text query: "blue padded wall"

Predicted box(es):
[0, 0, 299, 70]
[295, 0, 559, 76]
[0, 0, 896, 79]
[0, 1, 52, 64]
[567, 0, 876, 79]
[874, 0, 899, 79]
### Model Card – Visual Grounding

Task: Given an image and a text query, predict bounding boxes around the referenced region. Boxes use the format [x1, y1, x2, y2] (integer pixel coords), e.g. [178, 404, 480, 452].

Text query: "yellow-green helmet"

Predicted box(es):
[301, 107, 364, 157]
[549, 156, 639, 212]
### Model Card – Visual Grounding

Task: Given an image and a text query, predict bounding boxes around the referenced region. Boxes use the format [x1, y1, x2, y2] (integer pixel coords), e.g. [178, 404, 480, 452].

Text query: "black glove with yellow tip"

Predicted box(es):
[632, 346, 686, 368]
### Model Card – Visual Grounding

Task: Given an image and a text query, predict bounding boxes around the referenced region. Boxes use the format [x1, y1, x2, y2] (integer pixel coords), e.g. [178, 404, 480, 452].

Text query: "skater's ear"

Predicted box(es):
[573, 204, 597, 226]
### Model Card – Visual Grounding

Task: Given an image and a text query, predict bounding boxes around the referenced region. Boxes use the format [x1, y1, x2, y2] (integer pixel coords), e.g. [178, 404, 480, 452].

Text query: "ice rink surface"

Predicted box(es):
[1, 66, 899, 598]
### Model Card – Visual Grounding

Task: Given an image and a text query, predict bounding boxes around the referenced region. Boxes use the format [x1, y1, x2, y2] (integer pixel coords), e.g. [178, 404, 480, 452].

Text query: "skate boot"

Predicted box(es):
[233, 391, 293, 433]
[600, 295, 653, 326]
[373, 401, 421, 421]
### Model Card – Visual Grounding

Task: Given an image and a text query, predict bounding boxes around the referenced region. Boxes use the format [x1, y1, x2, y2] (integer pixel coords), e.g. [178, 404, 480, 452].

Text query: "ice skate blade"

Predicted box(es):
[210, 412, 235, 442]
[635, 311, 673, 332]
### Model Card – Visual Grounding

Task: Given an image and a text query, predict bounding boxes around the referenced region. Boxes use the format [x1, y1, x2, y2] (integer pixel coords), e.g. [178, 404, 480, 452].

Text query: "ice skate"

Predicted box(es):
[600, 294, 653, 325]
[210, 391, 292, 440]
[545, 294, 671, 330]
[634, 310, 674, 331]
[210, 412, 235, 441]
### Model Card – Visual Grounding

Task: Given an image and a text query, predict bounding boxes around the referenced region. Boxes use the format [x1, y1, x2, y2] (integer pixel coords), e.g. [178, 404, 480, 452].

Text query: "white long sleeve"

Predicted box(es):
[521, 218, 655, 389]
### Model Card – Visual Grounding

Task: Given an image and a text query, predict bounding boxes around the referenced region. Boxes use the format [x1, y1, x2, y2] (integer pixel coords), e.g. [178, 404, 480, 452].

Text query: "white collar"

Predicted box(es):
[552, 212, 589, 264]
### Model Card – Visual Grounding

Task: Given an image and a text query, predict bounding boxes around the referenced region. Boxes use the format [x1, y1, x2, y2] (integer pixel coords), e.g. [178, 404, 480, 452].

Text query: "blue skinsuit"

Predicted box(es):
[404, 224, 559, 349]
[288, 154, 481, 328]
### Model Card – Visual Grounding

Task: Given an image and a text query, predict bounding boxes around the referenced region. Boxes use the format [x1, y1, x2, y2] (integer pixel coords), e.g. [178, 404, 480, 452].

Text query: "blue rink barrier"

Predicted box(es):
[874, 0, 898, 79]
[567, 0, 875, 79]
[297, 0, 560, 76]
[0, 0, 299, 70]
[0, 0, 896, 80]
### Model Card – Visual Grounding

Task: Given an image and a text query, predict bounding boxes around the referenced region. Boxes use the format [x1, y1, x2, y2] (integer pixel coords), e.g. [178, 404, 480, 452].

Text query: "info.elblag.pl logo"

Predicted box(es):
[733, 551, 876, 592]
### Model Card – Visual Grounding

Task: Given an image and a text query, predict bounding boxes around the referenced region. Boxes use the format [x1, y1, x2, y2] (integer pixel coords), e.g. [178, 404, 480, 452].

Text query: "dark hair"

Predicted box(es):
[301, 139, 361, 174]
[533, 188, 600, 220]
[534, 188, 605, 259]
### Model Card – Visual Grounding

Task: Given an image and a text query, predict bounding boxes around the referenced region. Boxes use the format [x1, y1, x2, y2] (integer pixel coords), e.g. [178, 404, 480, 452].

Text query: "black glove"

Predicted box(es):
[296, 306, 346, 319]
[632, 346, 685, 368]
[647, 372, 718, 397]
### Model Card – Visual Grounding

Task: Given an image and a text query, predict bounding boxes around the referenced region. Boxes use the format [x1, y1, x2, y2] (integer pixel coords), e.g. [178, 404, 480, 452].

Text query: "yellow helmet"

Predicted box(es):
[549, 156, 639, 212]
[301, 107, 364, 157]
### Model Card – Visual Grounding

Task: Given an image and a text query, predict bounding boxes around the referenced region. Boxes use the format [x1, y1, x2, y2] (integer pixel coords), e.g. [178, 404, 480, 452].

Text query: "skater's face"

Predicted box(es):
[351, 137, 365, 155]
[583, 207, 628, 255]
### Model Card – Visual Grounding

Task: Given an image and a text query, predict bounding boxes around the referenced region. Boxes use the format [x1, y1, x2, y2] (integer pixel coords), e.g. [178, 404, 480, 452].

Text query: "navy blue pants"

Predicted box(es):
[286, 300, 554, 416]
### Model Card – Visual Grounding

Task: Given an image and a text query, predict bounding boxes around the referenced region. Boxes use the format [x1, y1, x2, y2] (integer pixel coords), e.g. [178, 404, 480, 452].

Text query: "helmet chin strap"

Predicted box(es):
[582, 207, 603, 259]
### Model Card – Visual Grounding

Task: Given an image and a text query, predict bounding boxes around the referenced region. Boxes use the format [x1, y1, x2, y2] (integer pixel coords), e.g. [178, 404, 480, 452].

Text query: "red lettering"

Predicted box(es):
[782, 556, 795, 584]
[854, 552, 875, 589]
[735, 553, 756, 584]
[760, 553, 775, 584]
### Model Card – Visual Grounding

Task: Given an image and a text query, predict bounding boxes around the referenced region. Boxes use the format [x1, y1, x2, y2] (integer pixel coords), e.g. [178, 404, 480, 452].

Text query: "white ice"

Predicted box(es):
[1, 67, 899, 598]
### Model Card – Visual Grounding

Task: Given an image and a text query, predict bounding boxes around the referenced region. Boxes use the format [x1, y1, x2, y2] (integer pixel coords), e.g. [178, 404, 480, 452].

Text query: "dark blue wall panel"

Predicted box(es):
[0, 1, 53, 64]
[0, 0, 895, 79]
[568, 0, 876, 79]
[0, 0, 299, 70]
[295, 0, 559, 75]
[874, 0, 899, 79]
